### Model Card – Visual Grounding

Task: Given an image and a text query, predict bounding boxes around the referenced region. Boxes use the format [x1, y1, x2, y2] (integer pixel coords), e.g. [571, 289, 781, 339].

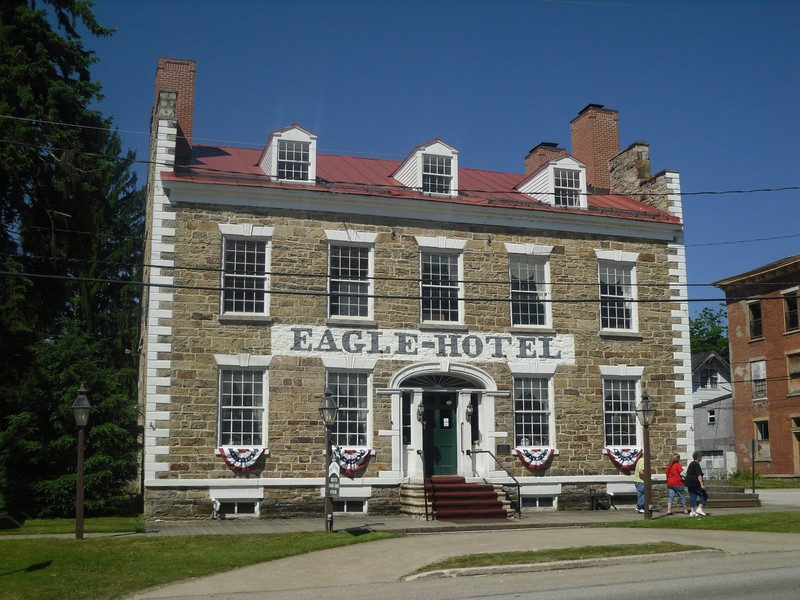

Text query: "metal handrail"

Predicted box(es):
[416, 449, 429, 521]
[466, 449, 522, 518]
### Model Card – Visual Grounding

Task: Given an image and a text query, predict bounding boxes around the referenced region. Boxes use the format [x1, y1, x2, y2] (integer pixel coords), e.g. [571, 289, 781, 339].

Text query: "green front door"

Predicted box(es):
[422, 392, 458, 476]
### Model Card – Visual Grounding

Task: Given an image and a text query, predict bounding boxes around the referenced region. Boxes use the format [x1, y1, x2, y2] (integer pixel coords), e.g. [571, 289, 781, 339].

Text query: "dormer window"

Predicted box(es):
[278, 140, 310, 180]
[423, 154, 452, 194]
[393, 139, 459, 197]
[517, 156, 587, 209]
[259, 124, 317, 183]
[554, 168, 581, 207]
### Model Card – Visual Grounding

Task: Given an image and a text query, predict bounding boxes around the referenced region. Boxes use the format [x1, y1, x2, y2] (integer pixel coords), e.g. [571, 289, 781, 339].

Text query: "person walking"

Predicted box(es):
[665, 453, 689, 515]
[684, 451, 709, 516]
[632, 453, 646, 514]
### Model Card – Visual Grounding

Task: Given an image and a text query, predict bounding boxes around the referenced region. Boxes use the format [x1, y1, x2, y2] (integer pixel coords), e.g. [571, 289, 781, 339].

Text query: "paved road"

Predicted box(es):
[128, 489, 800, 600]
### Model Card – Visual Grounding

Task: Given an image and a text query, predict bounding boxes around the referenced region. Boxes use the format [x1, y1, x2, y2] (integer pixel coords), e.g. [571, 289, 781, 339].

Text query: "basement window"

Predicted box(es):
[332, 499, 366, 513]
[216, 501, 259, 518]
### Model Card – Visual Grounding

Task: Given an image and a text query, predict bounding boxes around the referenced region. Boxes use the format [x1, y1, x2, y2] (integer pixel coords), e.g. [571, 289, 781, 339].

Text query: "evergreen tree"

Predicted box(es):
[0, 1, 143, 516]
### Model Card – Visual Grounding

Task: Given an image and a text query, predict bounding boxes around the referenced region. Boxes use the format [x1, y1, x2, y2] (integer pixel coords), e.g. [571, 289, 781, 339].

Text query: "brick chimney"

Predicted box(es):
[154, 58, 196, 167]
[570, 104, 619, 193]
[524, 142, 569, 175]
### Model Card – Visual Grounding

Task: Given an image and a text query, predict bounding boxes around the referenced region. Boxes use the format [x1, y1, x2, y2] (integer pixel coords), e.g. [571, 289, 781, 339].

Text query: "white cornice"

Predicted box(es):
[163, 179, 681, 242]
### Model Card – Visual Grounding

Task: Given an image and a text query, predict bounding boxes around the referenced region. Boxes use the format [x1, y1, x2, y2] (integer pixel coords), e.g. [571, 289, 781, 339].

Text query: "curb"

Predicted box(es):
[404, 548, 723, 580]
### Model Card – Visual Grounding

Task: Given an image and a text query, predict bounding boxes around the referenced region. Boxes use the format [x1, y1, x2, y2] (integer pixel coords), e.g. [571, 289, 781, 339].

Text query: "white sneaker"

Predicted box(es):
[636, 508, 645, 513]
[696, 508, 707, 516]
[689, 511, 697, 517]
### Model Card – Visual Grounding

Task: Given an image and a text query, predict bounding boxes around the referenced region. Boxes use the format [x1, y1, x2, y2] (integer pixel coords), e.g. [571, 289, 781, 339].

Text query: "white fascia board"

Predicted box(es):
[164, 180, 681, 242]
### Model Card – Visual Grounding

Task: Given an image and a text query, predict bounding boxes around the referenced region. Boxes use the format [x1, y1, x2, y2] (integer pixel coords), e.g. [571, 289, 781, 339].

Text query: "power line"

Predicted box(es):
[2, 125, 800, 199]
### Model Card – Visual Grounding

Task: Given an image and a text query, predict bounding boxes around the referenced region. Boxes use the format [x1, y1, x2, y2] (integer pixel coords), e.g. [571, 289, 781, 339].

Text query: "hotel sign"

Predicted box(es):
[273, 325, 574, 364]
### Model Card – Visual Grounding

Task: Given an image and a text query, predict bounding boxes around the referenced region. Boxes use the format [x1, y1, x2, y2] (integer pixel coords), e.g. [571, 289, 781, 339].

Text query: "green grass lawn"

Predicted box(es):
[412, 541, 703, 574]
[0, 516, 144, 536]
[0, 529, 395, 600]
[598, 510, 800, 533]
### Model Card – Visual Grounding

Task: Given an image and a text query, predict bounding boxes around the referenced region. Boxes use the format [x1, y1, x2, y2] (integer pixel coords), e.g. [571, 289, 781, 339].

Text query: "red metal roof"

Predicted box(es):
[163, 145, 679, 224]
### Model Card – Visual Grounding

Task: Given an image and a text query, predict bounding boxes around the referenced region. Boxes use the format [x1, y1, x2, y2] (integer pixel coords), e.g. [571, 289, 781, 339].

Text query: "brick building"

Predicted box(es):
[715, 254, 800, 476]
[139, 58, 691, 519]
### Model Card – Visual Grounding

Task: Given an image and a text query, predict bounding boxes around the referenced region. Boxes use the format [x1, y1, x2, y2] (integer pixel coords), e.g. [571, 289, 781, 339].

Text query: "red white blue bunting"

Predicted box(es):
[515, 447, 555, 471]
[219, 447, 264, 472]
[333, 446, 371, 476]
[605, 447, 642, 470]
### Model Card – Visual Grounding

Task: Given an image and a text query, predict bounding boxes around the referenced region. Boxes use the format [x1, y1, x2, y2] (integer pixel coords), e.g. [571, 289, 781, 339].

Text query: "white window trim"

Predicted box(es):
[259, 125, 317, 183]
[416, 237, 467, 325]
[325, 230, 377, 321]
[516, 156, 588, 209]
[595, 249, 639, 334]
[215, 354, 271, 449]
[219, 224, 273, 317]
[325, 368, 374, 448]
[600, 370, 644, 447]
[512, 374, 556, 448]
[506, 243, 553, 329]
[394, 140, 459, 197]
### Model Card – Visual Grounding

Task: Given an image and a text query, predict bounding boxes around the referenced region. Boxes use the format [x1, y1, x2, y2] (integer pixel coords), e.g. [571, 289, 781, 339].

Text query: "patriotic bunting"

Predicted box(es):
[332, 446, 371, 476]
[605, 447, 642, 470]
[219, 447, 264, 472]
[515, 447, 555, 471]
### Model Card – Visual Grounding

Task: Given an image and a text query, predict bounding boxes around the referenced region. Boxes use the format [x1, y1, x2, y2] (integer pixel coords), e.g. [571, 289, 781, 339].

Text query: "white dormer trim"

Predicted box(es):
[393, 139, 459, 197]
[259, 124, 317, 183]
[517, 156, 587, 209]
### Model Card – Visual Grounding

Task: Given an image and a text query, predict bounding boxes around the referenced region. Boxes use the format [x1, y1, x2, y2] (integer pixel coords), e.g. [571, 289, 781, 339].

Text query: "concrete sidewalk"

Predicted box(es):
[127, 491, 800, 600]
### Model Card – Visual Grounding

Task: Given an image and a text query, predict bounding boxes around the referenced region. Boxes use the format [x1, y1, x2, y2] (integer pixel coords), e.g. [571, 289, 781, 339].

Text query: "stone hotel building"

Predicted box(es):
[140, 58, 691, 519]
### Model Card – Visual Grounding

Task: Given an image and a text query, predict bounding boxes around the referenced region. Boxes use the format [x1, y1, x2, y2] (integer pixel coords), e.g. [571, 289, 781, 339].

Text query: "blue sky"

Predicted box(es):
[88, 0, 800, 316]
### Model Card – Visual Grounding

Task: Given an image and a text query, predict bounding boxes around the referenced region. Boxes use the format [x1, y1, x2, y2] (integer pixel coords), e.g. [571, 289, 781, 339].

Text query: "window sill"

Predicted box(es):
[511, 326, 556, 334]
[599, 330, 643, 341]
[214, 447, 270, 457]
[218, 314, 273, 325]
[419, 322, 469, 332]
[748, 336, 765, 343]
[326, 318, 378, 329]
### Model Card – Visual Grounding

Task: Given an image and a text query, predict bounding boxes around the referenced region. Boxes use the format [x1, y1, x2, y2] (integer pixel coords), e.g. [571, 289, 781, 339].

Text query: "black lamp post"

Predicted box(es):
[72, 386, 91, 539]
[635, 391, 656, 521]
[319, 389, 338, 533]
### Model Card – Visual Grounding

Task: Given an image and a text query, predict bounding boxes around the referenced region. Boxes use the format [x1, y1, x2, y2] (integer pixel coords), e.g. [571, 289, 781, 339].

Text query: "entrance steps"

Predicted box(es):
[400, 477, 514, 520]
[703, 480, 761, 509]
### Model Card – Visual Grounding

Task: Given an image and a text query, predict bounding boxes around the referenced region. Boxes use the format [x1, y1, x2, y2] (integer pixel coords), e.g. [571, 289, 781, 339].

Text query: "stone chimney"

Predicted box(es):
[154, 58, 196, 167]
[524, 142, 569, 175]
[570, 104, 619, 193]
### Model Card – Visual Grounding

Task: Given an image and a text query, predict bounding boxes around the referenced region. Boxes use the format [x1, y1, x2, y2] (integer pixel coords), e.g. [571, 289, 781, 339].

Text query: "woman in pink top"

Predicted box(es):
[665, 453, 689, 515]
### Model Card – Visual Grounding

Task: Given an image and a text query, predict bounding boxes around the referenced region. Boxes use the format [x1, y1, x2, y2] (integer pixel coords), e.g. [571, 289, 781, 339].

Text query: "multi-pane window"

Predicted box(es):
[328, 371, 369, 447]
[749, 301, 763, 338]
[751, 360, 767, 398]
[755, 420, 770, 459]
[329, 244, 371, 318]
[513, 377, 551, 446]
[422, 154, 452, 194]
[554, 168, 581, 207]
[603, 378, 637, 447]
[219, 369, 265, 446]
[787, 352, 800, 395]
[784, 291, 799, 332]
[707, 409, 717, 425]
[277, 140, 310, 180]
[599, 262, 634, 331]
[700, 367, 719, 389]
[222, 237, 268, 314]
[510, 255, 547, 326]
[421, 251, 461, 322]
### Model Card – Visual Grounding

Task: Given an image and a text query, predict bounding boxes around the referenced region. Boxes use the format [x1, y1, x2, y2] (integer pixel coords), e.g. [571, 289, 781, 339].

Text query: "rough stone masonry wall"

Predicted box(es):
[149, 201, 681, 516]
